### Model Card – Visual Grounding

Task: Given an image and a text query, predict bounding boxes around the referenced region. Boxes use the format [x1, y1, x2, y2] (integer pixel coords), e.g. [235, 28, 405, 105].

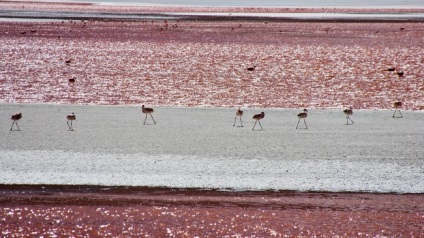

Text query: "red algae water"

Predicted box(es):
[0, 186, 423, 237]
[1, 7, 424, 109]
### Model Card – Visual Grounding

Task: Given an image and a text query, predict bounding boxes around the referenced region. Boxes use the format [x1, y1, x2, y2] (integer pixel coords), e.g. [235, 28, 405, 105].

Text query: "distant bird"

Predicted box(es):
[343, 107, 354, 125]
[65, 59, 71, 65]
[68, 77, 76, 83]
[142, 105, 156, 125]
[296, 109, 308, 129]
[386, 67, 396, 72]
[233, 107, 243, 127]
[66, 113, 76, 131]
[397, 71, 404, 77]
[393, 101, 403, 118]
[247, 66, 256, 71]
[252, 112, 265, 130]
[10, 113, 22, 131]
[20, 31, 26, 35]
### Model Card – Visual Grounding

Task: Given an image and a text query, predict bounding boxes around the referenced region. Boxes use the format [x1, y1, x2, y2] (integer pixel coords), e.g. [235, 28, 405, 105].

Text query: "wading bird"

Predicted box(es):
[252, 112, 265, 130]
[10, 113, 22, 131]
[393, 101, 403, 118]
[296, 109, 308, 129]
[142, 105, 156, 125]
[233, 107, 243, 127]
[247, 66, 256, 71]
[67, 113, 76, 131]
[343, 107, 354, 125]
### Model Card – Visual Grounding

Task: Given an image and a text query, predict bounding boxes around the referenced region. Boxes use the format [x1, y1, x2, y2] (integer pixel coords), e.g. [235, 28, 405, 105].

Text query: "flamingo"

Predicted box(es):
[296, 109, 308, 129]
[252, 112, 265, 130]
[393, 101, 403, 118]
[247, 66, 256, 71]
[66, 113, 76, 131]
[142, 105, 156, 125]
[233, 107, 243, 127]
[343, 107, 354, 125]
[10, 113, 22, 131]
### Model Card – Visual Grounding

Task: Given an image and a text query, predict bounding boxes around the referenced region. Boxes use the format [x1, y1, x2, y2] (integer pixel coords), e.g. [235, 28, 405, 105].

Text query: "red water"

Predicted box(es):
[0, 185, 423, 237]
[1, 10, 423, 109]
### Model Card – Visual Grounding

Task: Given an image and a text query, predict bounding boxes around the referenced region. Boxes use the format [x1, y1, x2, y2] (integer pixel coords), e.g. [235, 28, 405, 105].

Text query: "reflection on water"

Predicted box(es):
[0, 185, 423, 237]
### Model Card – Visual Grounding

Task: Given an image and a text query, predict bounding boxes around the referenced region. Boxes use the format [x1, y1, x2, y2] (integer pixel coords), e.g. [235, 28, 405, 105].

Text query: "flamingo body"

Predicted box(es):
[142, 105, 156, 125]
[252, 112, 265, 130]
[393, 101, 403, 118]
[343, 107, 354, 125]
[67, 113, 76, 131]
[296, 109, 308, 129]
[233, 107, 243, 127]
[10, 113, 22, 131]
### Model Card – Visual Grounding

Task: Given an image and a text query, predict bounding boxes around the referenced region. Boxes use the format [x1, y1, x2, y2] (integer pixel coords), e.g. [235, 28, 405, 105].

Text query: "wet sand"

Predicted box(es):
[1, 1, 424, 236]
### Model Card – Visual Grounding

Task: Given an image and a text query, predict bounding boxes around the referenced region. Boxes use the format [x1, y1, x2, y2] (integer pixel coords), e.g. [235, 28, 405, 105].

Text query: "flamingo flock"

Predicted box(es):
[6, 102, 404, 131]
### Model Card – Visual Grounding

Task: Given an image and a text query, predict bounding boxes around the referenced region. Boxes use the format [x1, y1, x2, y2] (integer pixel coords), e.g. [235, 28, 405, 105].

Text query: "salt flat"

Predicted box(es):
[0, 103, 423, 193]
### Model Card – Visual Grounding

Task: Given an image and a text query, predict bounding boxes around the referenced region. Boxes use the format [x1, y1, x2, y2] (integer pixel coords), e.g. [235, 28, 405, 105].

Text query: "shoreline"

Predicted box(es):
[1, 1, 424, 22]
[1, 184, 421, 196]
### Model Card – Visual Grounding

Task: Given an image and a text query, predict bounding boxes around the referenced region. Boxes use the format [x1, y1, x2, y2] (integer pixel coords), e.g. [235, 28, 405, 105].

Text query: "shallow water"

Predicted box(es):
[0, 185, 423, 237]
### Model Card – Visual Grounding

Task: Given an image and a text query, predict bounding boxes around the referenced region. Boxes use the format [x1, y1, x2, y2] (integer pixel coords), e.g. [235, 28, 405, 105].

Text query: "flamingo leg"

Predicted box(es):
[233, 116, 237, 127]
[10, 121, 20, 131]
[296, 119, 301, 129]
[239, 117, 243, 127]
[143, 114, 148, 125]
[393, 109, 403, 118]
[252, 120, 257, 130]
[258, 121, 263, 130]
[346, 116, 354, 125]
[150, 114, 156, 124]
[304, 118, 308, 129]
[67, 121, 74, 131]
